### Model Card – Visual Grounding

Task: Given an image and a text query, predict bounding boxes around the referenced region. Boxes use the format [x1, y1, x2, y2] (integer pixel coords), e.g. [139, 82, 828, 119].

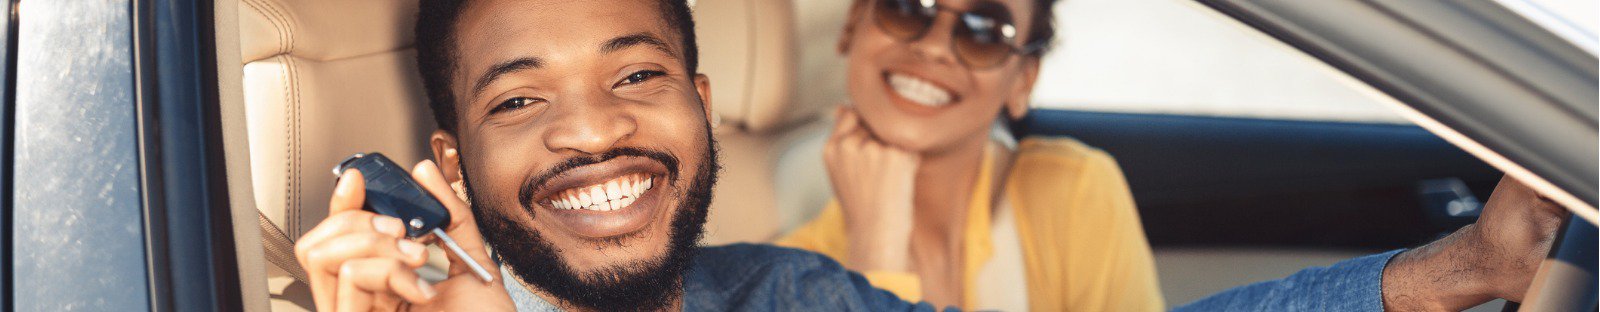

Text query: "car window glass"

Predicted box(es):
[1030, 0, 1595, 125]
[11, 1, 151, 310]
[1519, 0, 1598, 37]
[1030, 0, 1408, 124]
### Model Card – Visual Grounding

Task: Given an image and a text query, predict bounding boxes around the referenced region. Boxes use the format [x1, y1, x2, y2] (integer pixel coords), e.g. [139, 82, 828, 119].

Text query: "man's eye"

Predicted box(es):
[490, 97, 542, 114]
[617, 70, 667, 87]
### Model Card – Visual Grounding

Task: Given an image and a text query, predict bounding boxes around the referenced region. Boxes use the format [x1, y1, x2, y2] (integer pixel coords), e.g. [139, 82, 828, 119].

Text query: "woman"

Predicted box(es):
[777, 0, 1163, 310]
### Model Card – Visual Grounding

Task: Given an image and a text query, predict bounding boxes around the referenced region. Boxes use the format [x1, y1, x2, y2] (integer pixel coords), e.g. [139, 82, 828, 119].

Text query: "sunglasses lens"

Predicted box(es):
[954, 13, 1015, 68]
[875, 0, 935, 41]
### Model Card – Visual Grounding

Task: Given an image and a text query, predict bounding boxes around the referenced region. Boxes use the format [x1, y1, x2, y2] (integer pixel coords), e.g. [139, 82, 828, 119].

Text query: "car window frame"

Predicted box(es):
[0, 0, 15, 308]
[132, 0, 242, 309]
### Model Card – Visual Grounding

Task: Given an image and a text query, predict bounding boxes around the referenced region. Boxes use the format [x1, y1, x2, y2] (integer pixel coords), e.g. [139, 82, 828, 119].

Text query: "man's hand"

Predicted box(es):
[825, 106, 919, 273]
[295, 160, 514, 311]
[1381, 177, 1569, 311]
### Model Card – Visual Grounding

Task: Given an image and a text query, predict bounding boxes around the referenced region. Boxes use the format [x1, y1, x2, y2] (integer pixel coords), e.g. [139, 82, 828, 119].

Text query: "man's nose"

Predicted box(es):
[541, 92, 638, 155]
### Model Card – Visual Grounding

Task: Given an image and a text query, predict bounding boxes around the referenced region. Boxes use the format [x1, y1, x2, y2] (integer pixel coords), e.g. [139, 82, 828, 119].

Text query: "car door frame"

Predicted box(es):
[132, 0, 244, 310]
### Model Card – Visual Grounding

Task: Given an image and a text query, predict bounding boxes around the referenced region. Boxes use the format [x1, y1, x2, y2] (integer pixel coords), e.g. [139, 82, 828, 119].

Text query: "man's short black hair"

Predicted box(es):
[415, 0, 700, 132]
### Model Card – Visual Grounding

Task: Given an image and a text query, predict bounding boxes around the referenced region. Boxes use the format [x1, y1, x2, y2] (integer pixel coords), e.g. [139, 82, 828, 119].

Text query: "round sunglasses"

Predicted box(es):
[868, 0, 1046, 69]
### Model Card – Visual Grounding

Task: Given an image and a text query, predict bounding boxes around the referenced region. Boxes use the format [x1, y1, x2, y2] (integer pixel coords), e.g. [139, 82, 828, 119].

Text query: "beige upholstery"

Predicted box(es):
[695, 0, 796, 244]
[235, 0, 840, 309]
[239, 0, 433, 242]
[214, 0, 273, 311]
[239, 0, 432, 310]
[698, 0, 854, 244]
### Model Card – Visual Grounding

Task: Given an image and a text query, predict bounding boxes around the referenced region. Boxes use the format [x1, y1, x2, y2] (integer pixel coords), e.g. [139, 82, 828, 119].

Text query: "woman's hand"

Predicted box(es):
[824, 106, 920, 272]
[296, 160, 514, 312]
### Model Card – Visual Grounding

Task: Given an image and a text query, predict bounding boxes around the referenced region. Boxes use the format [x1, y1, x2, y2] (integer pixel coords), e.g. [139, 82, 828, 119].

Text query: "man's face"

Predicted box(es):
[438, 0, 715, 310]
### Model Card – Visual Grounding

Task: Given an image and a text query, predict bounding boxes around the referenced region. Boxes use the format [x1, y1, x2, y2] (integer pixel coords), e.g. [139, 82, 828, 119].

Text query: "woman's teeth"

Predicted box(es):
[547, 174, 654, 212]
[888, 73, 953, 107]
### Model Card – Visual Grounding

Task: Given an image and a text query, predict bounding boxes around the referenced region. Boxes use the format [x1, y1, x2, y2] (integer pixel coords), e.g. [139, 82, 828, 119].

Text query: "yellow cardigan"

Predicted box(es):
[777, 137, 1164, 311]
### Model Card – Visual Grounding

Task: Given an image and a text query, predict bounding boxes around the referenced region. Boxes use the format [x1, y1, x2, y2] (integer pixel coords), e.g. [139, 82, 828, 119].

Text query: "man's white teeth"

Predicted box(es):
[888, 73, 952, 107]
[548, 174, 655, 211]
[605, 181, 622, 201]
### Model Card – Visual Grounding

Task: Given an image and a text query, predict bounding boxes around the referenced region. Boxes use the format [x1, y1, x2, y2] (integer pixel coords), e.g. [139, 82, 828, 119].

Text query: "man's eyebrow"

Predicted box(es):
[472, 57, 544, 96]
[601, 32, 675, 57]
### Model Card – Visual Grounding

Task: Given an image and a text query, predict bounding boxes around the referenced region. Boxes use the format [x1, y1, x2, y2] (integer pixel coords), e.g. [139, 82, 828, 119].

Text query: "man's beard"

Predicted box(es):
[462, 134, 718, 312]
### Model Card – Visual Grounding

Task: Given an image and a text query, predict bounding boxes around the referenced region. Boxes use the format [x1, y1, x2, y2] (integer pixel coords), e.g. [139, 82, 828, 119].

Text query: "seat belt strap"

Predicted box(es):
[258, 210, 310, 283]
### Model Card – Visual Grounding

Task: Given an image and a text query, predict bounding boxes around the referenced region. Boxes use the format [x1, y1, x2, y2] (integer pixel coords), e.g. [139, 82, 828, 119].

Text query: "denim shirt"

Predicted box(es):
[505, 244, 949, 311]
[505, 244, 1403, 312]
[1172, 249, 1405, 312]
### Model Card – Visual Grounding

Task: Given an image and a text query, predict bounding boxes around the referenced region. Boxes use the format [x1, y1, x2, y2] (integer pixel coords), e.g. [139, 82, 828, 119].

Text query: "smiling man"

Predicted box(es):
[424, 0, 719, 308]
[291, 0, 934, 311]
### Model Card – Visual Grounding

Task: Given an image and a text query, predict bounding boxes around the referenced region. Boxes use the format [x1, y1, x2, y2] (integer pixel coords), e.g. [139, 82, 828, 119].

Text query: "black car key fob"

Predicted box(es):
[335, 152, 451, 238]
[332, 152, 495, 283]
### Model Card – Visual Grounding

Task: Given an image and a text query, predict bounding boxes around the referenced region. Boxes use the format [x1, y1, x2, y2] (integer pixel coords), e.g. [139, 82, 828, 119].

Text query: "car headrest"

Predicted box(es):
[238, 0, 434, 241]
[238, 0, 416, 63]
[719, 0, 854, 133]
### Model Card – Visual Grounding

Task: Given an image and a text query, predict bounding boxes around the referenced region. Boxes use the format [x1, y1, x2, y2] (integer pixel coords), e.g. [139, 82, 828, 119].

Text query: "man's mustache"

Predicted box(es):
[517, 147, 681, 210]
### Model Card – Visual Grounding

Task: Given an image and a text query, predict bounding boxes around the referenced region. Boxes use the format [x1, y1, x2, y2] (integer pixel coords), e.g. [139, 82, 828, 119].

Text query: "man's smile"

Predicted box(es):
[524, 155, 672, 239]
[546, 173, 654, 212]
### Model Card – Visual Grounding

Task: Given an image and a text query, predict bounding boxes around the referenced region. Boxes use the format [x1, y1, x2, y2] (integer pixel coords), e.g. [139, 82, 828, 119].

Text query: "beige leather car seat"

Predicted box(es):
[679, 0, 855, 243]
[237, 0, 433, 310]
[234, 0, 832, 310]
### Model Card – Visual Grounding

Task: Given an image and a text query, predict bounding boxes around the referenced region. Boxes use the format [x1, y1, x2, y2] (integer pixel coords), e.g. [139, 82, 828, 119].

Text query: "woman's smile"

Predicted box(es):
[879, 69, 965, 116]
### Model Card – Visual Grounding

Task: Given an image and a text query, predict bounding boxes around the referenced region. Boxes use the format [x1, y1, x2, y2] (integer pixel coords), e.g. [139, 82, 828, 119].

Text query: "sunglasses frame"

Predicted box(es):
[867, 0, 1048, 69]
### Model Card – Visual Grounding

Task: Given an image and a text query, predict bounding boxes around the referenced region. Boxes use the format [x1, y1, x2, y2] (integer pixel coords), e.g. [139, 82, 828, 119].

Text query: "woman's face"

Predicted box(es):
[843, 0, 1040, 154]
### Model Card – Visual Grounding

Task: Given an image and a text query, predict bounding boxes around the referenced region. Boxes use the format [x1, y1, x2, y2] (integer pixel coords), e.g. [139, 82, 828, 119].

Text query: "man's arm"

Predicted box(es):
[1175, 177, 1567, 311]
[1379, 177, 1566, 310]
[1172, 250, 1400, 311]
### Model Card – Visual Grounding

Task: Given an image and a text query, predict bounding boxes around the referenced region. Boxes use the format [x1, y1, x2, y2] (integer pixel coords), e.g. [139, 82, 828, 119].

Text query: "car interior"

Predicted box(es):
[221, 0, 1507, 310]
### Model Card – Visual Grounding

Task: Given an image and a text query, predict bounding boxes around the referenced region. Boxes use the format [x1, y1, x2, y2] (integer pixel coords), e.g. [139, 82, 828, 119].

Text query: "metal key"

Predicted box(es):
[334, 152, 495, 283]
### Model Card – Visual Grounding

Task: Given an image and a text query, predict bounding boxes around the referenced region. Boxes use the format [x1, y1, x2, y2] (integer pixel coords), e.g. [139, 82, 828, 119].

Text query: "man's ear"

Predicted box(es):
[429, 129, 463, 184]
[693, 73, 716, 127]
[1004, 57, 1042, 121]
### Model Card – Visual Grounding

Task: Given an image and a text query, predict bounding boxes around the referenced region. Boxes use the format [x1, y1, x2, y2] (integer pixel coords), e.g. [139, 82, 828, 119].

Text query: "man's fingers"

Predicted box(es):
[306, 231, 428, 311]
[304, 232, 429, 275]
[411, 160, 475, 229]
[411, 159, 498, 277]
[310, 274, 338, 312]
[371, 293, 404, 312]
[334, 258, 435, 312]
[296, 211, 406, 263]
[335, 276, 373, 312]
[330, 169, 366, 214]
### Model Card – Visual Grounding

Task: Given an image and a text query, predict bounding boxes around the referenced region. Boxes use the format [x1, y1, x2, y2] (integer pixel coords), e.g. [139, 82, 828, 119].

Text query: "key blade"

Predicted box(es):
[431, 228, 495, 283]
